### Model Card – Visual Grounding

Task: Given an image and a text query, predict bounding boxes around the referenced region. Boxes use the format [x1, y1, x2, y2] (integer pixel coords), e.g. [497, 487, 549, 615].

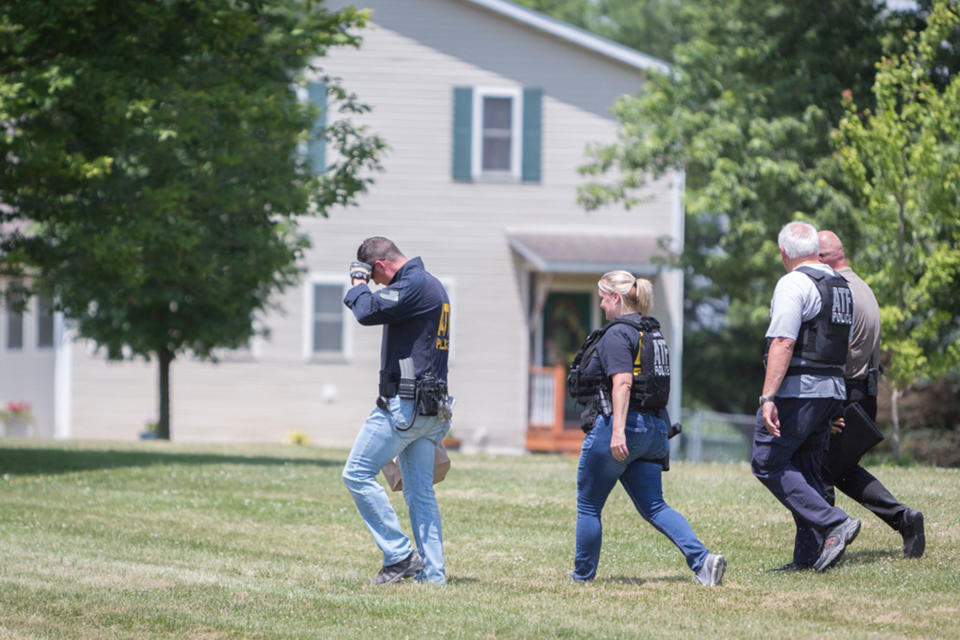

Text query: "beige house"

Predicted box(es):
[0, 0, 683, 454]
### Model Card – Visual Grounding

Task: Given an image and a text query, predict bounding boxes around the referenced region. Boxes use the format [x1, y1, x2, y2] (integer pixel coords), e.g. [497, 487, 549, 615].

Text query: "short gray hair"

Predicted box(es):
[778, 221, 819, 259]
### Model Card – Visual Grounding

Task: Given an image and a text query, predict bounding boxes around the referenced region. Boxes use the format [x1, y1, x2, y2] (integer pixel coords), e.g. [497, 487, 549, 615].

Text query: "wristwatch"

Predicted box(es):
[759, 395, 775, 406]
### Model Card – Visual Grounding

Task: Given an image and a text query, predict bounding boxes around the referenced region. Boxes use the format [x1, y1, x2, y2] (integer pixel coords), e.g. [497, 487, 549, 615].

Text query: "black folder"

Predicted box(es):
[823, 402, 885, 479]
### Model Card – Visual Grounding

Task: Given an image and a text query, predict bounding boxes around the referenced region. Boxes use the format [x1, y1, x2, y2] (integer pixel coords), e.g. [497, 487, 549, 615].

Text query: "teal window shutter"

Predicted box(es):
[308, 81, 327, 174]
[452, 87, 473, 181]
[522, 87, 542, 183]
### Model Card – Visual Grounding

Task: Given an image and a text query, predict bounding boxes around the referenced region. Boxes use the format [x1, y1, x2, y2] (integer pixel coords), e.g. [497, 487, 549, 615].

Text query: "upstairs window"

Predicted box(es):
[453, 86, 541, 183]
[480, 93, 516, 174]
[306, 81, 327, 174]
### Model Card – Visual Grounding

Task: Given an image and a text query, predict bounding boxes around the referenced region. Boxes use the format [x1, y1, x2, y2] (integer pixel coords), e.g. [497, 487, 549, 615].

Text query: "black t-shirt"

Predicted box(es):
[581, 314, 642, 381]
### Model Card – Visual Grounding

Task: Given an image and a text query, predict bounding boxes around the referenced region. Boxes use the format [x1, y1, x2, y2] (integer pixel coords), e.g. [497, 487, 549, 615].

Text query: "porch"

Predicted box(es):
[508, 229, 684, 456]
[525, 365, 584, 454]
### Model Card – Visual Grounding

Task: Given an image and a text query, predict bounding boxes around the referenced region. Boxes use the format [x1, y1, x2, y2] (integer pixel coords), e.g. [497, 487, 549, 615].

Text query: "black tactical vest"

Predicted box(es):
[764, 265, 853, 377]
[567, 315, 671, 410]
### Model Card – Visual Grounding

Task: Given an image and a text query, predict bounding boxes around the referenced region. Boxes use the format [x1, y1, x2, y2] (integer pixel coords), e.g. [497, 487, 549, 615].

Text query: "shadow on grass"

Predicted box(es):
[761, 548, 901, 574]
[0, 446, 344, 476]
[838, 548, 902, 567]
[597, 575, 689, 586]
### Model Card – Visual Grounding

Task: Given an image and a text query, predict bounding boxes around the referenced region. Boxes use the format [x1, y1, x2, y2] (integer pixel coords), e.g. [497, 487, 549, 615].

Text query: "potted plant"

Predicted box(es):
[139, 419, 159, 440]
[286, 429, 310, 446]
[1, 401, 33, 437]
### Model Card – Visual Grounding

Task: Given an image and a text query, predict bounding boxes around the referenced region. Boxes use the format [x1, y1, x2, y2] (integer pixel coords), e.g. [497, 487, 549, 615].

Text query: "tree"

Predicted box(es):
[833, 0, 960, 456]
[0, 0, 385, 439]
[514, 0, 683, 62]
[573, 0, 924, 412]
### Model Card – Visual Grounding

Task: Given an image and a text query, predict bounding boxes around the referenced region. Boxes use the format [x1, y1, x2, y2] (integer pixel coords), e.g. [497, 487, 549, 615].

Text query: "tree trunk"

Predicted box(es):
[891, 197, 905, 461]
[890, 386, 901, 460]
[157, 348, 173, 440]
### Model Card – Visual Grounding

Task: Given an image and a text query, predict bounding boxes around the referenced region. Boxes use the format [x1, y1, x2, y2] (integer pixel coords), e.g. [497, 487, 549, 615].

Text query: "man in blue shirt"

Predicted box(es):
[341, 236, 452, 585]
[753, 221, 861, 573]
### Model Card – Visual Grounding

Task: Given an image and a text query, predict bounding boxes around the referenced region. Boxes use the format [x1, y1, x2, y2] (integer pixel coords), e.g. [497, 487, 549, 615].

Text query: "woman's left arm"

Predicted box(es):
[609, 372, 632, 461]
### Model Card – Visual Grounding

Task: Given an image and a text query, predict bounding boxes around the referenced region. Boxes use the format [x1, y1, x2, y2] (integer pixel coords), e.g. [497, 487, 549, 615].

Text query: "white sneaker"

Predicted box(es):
[695, 553, 726, 586]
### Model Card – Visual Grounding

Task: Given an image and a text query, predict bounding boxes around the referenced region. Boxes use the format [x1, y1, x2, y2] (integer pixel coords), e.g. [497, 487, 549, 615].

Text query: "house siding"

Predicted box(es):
[62, 0, 682, 452]
[0, 295, 57, 438]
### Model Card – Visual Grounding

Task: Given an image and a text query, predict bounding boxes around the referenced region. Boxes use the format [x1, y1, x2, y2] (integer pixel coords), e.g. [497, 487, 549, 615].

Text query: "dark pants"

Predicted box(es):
[752, 397, 850, 564]
[821, 380, 908, 532]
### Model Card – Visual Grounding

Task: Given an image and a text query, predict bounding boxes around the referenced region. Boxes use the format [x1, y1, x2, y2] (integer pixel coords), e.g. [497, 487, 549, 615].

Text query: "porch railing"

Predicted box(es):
[528, 366, 564, 427]
[526, 365, 583, 453]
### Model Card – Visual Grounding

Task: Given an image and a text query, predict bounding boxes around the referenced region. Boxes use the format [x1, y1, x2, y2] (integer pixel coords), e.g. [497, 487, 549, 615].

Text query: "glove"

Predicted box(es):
[349, 261, 372, 283]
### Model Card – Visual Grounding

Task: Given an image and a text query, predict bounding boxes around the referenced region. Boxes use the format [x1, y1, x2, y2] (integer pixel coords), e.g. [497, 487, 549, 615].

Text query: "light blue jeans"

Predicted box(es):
[574, 412, 710, 581]
[342, 396, 450, 584]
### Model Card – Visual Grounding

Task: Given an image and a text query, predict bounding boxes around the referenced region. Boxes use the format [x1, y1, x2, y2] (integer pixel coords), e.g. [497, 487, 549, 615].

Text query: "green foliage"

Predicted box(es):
[833, 0, 960, 390]
[580, 0, 893, 300]
[571, 0, 942, 411]
[514, 0, 682, 62]
[0, 1, 385, 437]
[1, 441, 959, 638]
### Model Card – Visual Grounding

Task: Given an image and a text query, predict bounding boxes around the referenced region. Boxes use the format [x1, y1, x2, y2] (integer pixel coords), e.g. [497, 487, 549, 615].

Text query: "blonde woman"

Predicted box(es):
[568, 270, 725, 585]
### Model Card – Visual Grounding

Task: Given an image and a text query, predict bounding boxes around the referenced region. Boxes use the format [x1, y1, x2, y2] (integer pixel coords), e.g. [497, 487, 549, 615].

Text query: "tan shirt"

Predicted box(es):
[838, 266, 880, 380]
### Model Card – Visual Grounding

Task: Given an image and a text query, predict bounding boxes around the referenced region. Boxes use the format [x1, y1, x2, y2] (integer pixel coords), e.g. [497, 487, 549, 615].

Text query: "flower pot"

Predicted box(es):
[4, 417, 31, 437]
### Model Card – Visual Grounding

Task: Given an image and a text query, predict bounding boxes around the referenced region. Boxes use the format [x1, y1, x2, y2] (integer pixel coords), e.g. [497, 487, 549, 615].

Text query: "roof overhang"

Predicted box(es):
[508, 231, 672, 276]
[460, 0, 672, 75]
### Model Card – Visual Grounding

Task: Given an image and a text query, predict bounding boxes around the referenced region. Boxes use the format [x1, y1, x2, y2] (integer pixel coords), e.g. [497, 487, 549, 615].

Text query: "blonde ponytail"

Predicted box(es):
[598, 271, 653, 315]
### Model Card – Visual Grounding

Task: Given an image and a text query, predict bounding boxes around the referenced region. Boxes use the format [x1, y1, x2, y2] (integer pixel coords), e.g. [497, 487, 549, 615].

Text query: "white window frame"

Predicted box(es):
[36, 295, 55, 349]
[302, 274, 352, 362]
[0, 290, 66, 356]
[472, 86, 523, 181]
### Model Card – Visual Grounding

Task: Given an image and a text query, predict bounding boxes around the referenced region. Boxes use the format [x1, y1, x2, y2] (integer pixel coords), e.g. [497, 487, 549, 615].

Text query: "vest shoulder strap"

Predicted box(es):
[795, 264, 828, 281]
[571, 315, 662, 372]
[610, 315, 661, 333]
[570, 327, 605, 370]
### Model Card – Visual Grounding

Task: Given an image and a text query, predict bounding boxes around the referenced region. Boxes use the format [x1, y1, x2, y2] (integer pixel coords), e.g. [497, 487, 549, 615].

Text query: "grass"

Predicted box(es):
[1, 440, 958, 639]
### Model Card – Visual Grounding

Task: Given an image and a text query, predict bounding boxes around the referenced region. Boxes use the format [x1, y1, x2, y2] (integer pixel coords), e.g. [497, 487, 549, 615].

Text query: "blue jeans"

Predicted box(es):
[574, 412, 710, 581]
[342, 396, 450, 584]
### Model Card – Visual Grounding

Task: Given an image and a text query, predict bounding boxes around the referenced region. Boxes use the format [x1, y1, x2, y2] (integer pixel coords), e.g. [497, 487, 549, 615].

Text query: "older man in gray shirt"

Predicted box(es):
[818, 231, 925, 559]
[753, 221, 861, 573]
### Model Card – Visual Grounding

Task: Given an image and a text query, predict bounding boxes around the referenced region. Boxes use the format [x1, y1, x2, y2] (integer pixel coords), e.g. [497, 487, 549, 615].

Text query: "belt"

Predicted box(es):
[628, 405, 661, 416]
[379, 376, 399, 398]
[786, 366, 845, 377]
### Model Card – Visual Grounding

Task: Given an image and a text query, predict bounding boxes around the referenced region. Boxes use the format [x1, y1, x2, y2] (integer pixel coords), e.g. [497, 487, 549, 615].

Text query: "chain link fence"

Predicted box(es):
[674, 409, 757, 463]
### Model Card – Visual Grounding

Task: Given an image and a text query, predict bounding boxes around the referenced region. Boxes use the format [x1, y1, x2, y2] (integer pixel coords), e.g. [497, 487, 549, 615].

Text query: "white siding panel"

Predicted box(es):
[0, 296, 57, 439]
[65, 0, 681, 453]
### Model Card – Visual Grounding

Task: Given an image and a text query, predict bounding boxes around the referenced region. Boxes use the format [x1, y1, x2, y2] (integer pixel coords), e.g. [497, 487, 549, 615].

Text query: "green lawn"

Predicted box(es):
[1, 440, 957, 639]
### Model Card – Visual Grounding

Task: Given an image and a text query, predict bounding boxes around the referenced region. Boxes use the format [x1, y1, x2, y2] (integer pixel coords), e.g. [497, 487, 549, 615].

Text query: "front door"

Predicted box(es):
[541, 291, 592, 428]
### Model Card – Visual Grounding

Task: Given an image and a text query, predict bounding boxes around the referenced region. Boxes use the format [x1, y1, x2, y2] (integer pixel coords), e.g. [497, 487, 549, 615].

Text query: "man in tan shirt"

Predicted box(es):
[818, 231, 925, 559]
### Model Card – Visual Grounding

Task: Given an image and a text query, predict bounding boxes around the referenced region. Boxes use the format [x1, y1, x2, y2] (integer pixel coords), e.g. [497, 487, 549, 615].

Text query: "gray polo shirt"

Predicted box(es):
[838, 266, 880, 380]
[766, 263, 847, 399]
